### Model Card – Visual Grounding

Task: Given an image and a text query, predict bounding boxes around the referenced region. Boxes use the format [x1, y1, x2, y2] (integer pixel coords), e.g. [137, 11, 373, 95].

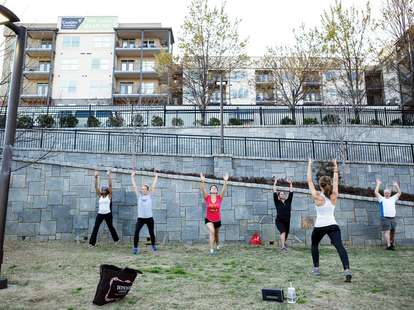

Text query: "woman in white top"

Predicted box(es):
[89, 169, 119, 247]
[307, 159, 352, 282]
[131, 171, 158, 254]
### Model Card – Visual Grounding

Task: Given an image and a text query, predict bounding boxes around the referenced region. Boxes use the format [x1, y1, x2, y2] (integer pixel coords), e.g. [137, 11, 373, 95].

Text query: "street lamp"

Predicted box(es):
[215, 72, 227, 154]
[0, 5, 26, 290]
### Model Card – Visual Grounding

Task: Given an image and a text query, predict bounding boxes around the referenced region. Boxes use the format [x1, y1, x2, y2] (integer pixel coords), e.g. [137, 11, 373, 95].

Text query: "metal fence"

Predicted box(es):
[1, 105, 412, 128]
[2, 129, 414, 164]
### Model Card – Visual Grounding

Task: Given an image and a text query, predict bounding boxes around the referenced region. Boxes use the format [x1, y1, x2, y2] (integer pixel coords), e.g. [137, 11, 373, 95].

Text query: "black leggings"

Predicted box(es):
[134, 217, 156, 247]
[89, 213, 119, 246]
[311, 225, 350, 270]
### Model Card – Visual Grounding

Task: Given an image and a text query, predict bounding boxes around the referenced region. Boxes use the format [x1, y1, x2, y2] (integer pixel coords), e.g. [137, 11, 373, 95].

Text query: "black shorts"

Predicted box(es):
[382, 217, 397, 231]
[275, 218, 290, 235]
[205, 218, 222, 229]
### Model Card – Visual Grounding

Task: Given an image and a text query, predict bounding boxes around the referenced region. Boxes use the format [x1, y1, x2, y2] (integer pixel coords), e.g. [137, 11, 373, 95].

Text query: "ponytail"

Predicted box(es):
[319, 176, 333, 197]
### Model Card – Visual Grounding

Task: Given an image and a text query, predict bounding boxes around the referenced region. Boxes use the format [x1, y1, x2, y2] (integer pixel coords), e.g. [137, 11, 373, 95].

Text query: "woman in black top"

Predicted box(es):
[273, 179, 293, 252]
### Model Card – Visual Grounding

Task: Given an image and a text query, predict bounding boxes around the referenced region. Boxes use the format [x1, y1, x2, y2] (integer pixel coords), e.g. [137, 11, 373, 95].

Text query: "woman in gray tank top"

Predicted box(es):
[131, 171, 159, 254]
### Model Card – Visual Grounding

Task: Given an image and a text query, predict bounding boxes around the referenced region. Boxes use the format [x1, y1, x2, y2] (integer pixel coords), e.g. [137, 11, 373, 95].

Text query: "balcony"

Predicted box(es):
[255, 75, 273, 83]
[23, 66, 50, 80]
[114, 65, 158, 79]
[25, 43, 53, 57]
[115, 43, 169, 57]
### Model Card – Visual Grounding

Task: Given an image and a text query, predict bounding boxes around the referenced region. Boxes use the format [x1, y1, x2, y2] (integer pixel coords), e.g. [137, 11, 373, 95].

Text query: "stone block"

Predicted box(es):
[185, 207, 202, 221]
[179, 193, 199, 207]
[153, 209, 167, 224]
[167, 218, 182, 232]
[225, 224, 240, 241]
[48, 191, 62, 205]
[11, 174, 26, 188]
[39, 221, 56, 235]
[21, 209, 41, 223]
[46, 177, 64, 191]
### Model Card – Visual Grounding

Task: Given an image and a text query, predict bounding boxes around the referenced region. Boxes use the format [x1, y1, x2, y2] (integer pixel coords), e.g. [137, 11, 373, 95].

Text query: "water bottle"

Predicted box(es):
[287, 283, 297, 304]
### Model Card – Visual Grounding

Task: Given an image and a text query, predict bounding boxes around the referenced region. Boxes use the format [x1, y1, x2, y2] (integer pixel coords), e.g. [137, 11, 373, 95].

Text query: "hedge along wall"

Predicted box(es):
[11, 149, 414, 195]
[5, 159, 414, 246]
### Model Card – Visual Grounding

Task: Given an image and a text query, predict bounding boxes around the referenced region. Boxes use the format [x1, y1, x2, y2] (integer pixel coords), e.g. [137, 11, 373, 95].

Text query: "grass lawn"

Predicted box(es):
[0, 240, 413, 309]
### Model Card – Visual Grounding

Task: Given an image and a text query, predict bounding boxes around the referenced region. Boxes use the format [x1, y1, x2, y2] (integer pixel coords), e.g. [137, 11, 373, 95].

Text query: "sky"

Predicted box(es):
[2, 0, 384, 56]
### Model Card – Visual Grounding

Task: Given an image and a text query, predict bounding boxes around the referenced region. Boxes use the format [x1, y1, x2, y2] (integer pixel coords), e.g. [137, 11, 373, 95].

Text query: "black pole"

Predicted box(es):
[220, 72, 224, 154]
[0, 24, 26, 290]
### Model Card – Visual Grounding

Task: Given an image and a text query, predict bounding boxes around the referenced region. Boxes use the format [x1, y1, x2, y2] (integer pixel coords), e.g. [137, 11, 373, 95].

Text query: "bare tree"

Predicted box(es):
[178, 0, 248, 124]
[321, 0, 377, 120]
[380, 0, 414, 115]
[263, 26, 326, 122]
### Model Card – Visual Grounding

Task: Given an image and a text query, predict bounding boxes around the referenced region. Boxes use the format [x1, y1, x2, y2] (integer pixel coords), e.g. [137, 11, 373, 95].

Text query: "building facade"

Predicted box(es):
[1, 16, 174, 107]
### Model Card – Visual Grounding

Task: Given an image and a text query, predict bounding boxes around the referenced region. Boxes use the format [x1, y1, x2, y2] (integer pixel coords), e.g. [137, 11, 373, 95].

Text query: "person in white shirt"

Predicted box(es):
[131, 171, 159, 254]
[89, 169, 119, 247]
[307, 159, 352, 282]
[374, 179, 401, 250]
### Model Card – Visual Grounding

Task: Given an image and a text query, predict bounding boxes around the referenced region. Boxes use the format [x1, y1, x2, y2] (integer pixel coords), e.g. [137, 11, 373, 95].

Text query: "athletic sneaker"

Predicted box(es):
[88, 244, 96, 248]
[344, 269, 352, 282]
[311, 267, 321, 276]
[216, 244, 221, 251]
[386, 246, 394, 251]
[114, 241, 120, 246]
[132, 247, 140, 255]
[390, 244, 395, 250]
[281, 246, 288, 253]
[209, 249, 217, 256]
[151, 245, 157, 252]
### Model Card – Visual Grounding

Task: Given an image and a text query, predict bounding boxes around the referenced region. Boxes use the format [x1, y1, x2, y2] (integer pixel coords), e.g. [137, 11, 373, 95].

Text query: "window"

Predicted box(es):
[90, 81, 110, 96]
[121, 60, 134, 72]
[63, 36, 80, 48]
[120, 82, 133, 94]
[142, 60, 155, 72]
[231, 70, 247, 81]
[91, 58, 109, 70]
[40, 40, 52, 49]
[61, 59, 79, 71]
[142, 40, 156, 48]
[325, 71, 335, 81]
[59, 81, 77, 93]
[37, 83, 48, 96]
[93, 36, 112, 48]
[39, 61, 50, 72]
[122, 40, 136, 48]
[141, 82, 155, 94]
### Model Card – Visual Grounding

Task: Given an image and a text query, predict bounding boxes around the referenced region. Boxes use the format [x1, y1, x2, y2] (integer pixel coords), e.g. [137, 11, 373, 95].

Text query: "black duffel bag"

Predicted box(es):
[92, 264, 142, 306]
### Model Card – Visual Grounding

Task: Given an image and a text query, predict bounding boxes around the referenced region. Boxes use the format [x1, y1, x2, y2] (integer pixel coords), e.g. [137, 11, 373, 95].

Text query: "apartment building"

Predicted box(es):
[1, 16, 174, 106]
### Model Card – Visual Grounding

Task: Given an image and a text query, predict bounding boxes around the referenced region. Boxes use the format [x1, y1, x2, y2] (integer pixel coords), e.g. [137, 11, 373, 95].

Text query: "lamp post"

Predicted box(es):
[215, 72, 227, 154]
[0, 5, 26, 290]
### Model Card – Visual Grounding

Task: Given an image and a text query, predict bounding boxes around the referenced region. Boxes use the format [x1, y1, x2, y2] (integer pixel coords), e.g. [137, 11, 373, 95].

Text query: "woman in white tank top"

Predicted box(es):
[307, 159, 352, 282]
[88, 169, 120, 247]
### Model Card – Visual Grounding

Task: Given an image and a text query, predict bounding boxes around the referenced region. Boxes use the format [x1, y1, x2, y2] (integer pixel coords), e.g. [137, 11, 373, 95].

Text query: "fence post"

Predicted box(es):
[345, 141, 349, 161]
[194, 106, 197, 126]
[244, 136, 247, 157]
[378, 142, 382, 162]
[302, 106, 305, 125]
[107, 132, 111, 152]
[39, 129, 44, 148]
[384, 108, 388, 126]
[259, 107, 263, 126]
[175, 134, 179, 154]
[278, 138, 281, 158]
[73, 130, 77, 150]
[319, 108, 323, 124]
[163, 105, 167, 126]
[411, 144, 414, 163]
[210, 136, 213, 155]
[311, 139, 316, 159]
[141, 132, 144, 153]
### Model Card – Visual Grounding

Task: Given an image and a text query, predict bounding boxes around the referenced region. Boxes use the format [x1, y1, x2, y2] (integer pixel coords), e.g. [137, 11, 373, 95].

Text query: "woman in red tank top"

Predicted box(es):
[200, 173, 229, 255]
